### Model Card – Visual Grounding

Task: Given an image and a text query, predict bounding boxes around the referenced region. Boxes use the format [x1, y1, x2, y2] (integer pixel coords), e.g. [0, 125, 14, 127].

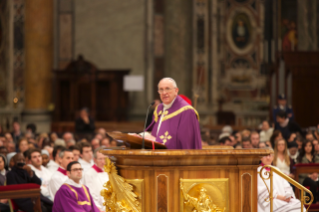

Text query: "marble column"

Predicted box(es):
[23, 0, 53, 133]
[164, 0, 193, 97]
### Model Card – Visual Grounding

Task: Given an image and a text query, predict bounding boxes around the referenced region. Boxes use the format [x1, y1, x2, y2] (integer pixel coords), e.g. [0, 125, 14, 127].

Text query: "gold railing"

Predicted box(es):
[259, 165, 314, 212]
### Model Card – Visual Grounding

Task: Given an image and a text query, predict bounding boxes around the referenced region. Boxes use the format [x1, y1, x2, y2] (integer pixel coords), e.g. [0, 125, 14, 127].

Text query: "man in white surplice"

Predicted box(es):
[258, 153, 306, 212]
[78, 143, 94, 172]
[83, 147, 109, 211]
[28, 149, 53, 199]
[48, 149, 74, 200]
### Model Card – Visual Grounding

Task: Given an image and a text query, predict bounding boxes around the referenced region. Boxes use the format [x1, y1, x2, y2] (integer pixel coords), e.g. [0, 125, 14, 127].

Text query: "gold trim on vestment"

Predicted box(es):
[63, 183, 91, 206]
[154, 105, 199, 123]
[162, 105, 199, 122]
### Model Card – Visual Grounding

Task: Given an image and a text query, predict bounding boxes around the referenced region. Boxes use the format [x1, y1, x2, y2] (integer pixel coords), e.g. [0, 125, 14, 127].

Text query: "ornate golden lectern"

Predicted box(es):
[100, 146, 272, 212]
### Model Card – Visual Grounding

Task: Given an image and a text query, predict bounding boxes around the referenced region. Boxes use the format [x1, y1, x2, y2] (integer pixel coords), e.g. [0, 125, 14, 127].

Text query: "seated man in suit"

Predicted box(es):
[6, 153, 53, 212]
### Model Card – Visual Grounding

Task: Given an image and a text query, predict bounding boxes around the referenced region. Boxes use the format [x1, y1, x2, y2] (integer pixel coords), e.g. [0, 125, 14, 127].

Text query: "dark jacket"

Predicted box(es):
[275, 120, 303, 140]
[75, 117, 95, 134]
[6, 166, 52, 212]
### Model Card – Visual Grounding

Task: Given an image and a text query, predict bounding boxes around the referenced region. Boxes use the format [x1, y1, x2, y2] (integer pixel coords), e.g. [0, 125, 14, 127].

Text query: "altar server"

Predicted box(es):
[83, 147, 109, 211]
[47, 145, 66, 173]
[53, 161, 99, 212]
[28, 149, 53, 198]
[48, 149, 74, 200]
[258, 153, 306, 212]
[78, 142, 94, 171]
[145, 78, 202, 149]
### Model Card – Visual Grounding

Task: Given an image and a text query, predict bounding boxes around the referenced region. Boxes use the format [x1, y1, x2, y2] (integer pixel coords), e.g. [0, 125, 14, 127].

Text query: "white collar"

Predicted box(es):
[65, 178, 82, 188]
[163, 97, 176, 110]
[0, 169, 5, 176]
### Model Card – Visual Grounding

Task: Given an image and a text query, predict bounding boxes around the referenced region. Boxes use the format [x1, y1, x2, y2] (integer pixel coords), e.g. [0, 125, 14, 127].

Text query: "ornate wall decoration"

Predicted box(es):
[180, 178, 229, 212]
[101, 157, 143, 212]
[226, 7, 257, 55]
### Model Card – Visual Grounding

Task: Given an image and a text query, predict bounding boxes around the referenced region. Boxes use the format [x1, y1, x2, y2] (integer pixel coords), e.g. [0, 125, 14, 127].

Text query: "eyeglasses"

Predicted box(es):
[71, 168, 83, 172]
[158, 87, 174, 94]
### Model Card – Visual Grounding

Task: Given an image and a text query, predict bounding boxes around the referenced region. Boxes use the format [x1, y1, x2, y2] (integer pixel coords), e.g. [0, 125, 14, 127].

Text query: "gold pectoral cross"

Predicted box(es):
[159, 131, 172, 144]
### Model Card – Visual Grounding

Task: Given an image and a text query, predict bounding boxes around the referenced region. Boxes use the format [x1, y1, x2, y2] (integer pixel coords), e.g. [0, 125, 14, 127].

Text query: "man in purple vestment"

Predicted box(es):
[145, 78, 202, 149]
[53, 161, 100, 212]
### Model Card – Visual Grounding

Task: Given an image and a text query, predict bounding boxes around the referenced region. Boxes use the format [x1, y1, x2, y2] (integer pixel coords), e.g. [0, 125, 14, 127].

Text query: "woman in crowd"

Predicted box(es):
[18, 138, 29, 153]
[297, 140, 319, 203]
[270, 130, 283, 148]
[312, 139, 319, 156]
[258, 153, 306, 212]
[273, 138, 294, 178]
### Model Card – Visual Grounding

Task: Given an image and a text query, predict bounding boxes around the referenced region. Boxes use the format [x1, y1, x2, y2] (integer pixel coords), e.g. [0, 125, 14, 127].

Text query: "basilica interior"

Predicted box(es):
[1, 1, 319, 212]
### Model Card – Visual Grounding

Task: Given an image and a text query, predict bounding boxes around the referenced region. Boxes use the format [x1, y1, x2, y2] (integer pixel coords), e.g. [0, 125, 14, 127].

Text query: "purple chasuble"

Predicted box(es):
[53, 184, 100, 212]
[146, 95, 202, 149]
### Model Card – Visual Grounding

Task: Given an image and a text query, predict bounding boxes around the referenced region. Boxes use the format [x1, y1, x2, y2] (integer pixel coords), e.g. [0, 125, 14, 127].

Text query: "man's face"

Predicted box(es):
[91, 139, 100, 150]
[5, 133, 13, 142]
[276, 116, 285, 124]
[13, 122, 20, 132]
[258, 142, 266, 148]
[262, 121, 269, 131]
[278, 99, 287, 107]
[60, 152, 74, 169]
[296, 140, 303, 150]
[81, 147, 93, 162]
[30, 152, 42, 168]
[94, 152, 106, 169]
[101, 138, 110, 147]
[250, 134, 260, 148]
[0, 147, 8, 157]
[63, 133, 73, 142]
[242, 141, 251, 149]
[7, 143, 15, 153]
[289, 147, 298, 156]
[72, 150, 80, 161]
[42, 154, 50, 166]
[13, 153, 25, 168]
[67, 163, 82, 182]
[158, 79, 179, 105]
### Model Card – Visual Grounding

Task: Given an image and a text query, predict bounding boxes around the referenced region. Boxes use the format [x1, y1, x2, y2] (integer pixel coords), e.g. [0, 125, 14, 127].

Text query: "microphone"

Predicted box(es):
[142, 101, 155, 149]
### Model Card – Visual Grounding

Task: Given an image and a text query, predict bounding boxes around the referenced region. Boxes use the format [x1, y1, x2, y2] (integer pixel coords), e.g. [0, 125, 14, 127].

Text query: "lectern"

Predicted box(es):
[100, 146, 272, 212]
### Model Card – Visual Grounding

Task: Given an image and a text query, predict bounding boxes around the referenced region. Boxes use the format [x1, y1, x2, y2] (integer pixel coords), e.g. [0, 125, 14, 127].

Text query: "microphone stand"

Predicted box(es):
[142, 102, 155, 149]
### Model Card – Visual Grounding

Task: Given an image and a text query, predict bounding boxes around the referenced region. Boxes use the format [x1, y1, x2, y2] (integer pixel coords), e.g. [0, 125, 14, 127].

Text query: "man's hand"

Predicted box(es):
[311, 172, 318, 181]
[288, 173, 295, 178]
[23, 165, 33, 177]
[82, 116, 90, 124]
[277, 195, 291, 202]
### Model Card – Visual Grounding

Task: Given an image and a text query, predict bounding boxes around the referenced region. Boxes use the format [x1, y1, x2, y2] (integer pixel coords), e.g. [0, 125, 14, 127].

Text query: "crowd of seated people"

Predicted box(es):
[0, 108, 318, 211]
[207, 111, 319, 205]
[0, 121, 121, 212]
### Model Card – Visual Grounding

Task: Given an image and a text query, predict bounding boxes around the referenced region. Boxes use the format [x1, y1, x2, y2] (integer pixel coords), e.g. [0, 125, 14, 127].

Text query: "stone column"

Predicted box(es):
[164, 0, 193, 97]
[23, 0, 53, 133]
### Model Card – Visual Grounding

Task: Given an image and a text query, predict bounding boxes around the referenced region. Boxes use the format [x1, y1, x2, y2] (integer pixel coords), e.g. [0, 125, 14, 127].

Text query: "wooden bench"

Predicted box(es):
[294, 163, 319, 211]
[0, 183, 42, 212]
